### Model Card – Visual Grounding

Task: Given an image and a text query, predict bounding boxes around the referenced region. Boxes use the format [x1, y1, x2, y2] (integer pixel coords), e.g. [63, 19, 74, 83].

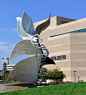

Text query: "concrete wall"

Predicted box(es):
[41, 33, 71, 82]
[34, 16, 86, 82]
[70, 33, 86, 82]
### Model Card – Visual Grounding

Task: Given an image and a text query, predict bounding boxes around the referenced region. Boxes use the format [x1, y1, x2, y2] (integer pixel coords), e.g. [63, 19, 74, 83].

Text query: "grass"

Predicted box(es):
[0, 82, 5, 84]
[0, 82, 86, 95]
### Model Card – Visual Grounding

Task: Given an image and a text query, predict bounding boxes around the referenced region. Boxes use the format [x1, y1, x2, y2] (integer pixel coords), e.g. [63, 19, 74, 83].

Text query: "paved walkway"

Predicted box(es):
[0, 83, 37, 93]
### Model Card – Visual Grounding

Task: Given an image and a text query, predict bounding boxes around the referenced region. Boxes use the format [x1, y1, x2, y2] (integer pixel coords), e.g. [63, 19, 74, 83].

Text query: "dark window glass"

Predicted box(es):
[50, 28, 86, 38]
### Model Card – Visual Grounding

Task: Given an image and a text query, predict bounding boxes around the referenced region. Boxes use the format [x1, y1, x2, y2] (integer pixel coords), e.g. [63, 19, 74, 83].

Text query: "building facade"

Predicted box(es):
[2, 57, 15, 71]
[7, 64, 15, 71]
[2, 57, 9, 71]
[0, 57, 15, 80]
[34, 16, 86, 82]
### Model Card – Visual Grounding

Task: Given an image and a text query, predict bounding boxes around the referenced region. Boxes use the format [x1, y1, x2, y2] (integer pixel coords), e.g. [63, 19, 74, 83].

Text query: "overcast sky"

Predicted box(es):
[0, 0, 86, 69]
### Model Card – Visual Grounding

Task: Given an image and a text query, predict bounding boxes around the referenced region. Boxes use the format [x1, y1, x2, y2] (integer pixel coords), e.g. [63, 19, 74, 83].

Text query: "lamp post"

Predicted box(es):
[74, 71, 76, 82]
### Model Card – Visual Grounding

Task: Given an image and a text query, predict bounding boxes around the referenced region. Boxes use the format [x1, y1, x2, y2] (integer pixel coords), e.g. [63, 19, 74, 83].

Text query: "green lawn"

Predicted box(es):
[0, 82, 86, 95]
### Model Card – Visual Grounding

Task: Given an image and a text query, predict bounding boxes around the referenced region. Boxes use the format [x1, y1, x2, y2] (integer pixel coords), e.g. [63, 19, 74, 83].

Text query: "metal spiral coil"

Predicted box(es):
[31, 34, 49, 85]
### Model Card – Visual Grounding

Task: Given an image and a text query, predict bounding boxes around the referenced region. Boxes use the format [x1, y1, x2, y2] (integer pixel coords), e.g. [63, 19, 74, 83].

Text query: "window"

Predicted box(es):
[50, 28, 86, 38]
[3, 62, 6, 70]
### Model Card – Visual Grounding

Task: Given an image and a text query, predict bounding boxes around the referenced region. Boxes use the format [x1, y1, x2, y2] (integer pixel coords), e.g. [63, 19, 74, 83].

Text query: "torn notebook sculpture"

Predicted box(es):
[5, 12, 55, 85]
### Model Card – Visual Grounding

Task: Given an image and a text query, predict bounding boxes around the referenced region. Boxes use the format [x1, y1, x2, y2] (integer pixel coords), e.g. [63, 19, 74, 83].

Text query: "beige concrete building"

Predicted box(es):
[34, 16, 86, 82]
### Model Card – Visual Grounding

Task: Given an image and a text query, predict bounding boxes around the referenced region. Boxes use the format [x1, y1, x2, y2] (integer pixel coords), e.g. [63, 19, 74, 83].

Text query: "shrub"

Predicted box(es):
[40, 67, 66, 81]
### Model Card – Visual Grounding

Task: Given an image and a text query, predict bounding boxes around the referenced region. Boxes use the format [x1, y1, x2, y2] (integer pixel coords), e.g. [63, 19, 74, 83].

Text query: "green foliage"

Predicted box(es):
[1, 72, 10, 81]
[0, 82, 5, 84]
[5, 72, 9, 80]
[40, 67, 66, 80]
[1, 77, 5, 81]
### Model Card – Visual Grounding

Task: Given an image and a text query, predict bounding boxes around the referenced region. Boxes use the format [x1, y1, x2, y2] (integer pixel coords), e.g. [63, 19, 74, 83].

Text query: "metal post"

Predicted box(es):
[74, 71, 76, 82]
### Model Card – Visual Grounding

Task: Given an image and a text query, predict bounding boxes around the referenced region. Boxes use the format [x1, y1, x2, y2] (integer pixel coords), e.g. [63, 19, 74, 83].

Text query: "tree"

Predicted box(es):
[1, 72, 9, 81]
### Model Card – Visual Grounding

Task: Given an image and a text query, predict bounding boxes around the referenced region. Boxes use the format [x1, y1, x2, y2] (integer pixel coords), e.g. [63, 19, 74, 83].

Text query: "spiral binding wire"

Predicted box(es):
[31, 34, 49, 85]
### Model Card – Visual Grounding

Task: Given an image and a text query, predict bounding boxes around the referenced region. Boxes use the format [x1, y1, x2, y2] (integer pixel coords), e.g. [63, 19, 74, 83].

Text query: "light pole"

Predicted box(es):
[74, 71, 76, 82]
